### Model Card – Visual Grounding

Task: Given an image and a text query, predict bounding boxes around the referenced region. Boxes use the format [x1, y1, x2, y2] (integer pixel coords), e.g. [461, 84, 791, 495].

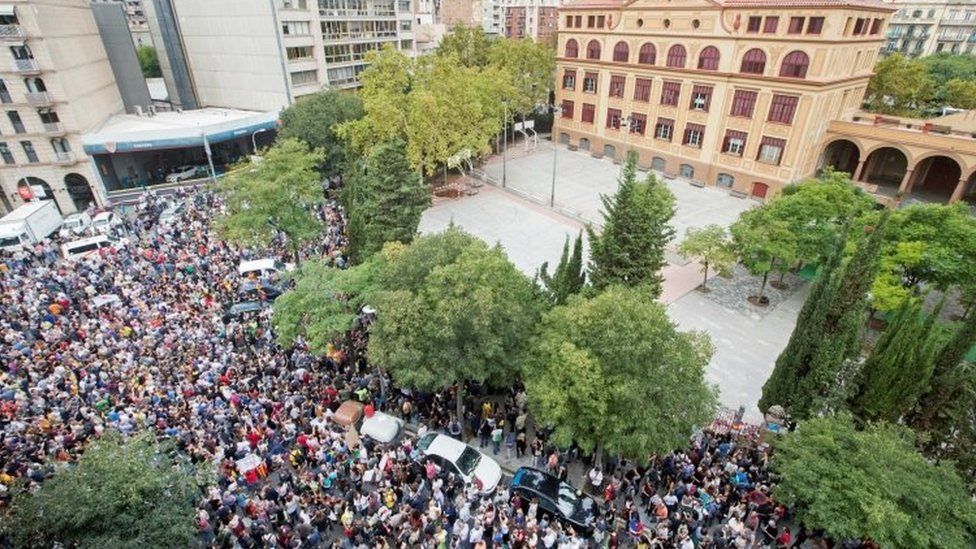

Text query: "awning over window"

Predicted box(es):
[0, 5, 16, 15]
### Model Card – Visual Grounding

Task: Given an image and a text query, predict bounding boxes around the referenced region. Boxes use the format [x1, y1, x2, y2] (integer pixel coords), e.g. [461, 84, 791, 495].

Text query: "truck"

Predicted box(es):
[0, 200, 63, 252]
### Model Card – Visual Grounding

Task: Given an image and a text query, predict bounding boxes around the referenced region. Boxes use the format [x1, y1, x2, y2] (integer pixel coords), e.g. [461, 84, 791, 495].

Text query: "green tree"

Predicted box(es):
[5, 433, 207, 548]
[908, 311, 976, 435]
[678, 224, 735, 291]
[850, 298, 944, 421]
[337, 46, 414, 154]
[771, 415, 976, 549]
[367, 227, 542, 419]
[731, 206, 797, 304]
[344, 139, 431, 263]
[537, 232, 586, 305]
[213, 138, 326, 264]
[865, 53, 934, 116]
[278, 90, 363, 176]
[487, 37, 555, 117]
[588, 152, 676, 297]
[437, 24, 494, 67]
[524, 285, 717, 463]
[136, 45, 161, 78]
[919, 52, 976, 106]
[945, 78, 976, 110]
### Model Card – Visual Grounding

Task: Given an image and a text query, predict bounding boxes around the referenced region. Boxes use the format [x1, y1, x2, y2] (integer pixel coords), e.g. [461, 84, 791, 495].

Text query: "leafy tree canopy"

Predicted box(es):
[487, 38, 555, 117]
[537, 232, 586, 306]
[437, 24, 495, 68]
[525, 285, 717, 461]
[772, 415, 976, 549]
[864, 53, 935, 116]
[678, 224, 735, 290]
[136, 45, 161, 78]
[278, 90, 363, 176]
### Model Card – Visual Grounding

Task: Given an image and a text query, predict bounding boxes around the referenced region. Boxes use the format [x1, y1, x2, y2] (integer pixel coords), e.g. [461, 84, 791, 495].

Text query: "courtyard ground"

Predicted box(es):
[419, 142, 802, 421]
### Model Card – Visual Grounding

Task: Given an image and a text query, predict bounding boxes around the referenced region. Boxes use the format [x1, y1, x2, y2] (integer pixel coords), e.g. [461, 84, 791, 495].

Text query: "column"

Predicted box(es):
[950, 178, 969, 203]
[897, 169, 915, 196]
[852, 159, 867, 181]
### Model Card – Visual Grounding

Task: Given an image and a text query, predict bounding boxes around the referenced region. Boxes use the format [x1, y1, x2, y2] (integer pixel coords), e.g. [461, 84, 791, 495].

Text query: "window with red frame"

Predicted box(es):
[690, 85, 712, 111]
[666, 44, 687, 67]
[853, 18, 865, 34]
[583, 72, 597, 93]
[768, 94, 799, 124]
[565, 39, 579, 58]
[581, 103, 595, 123]
[561, 100, 574, 119]
[562, 70, 576, 90]
[629, 113, 647, 135]
[638, 43, 656, 64]
[780, 51, 809, 78]
[747, 16, 761, 32]
[574, 15, 582, 27]
[613, 41, 629, 62]
[634, 78, 652, 102]
[730, 90, 758, 117]
[596, 15, 605, 27]
[609, 75, 625, 98]
[807, 17, 824, 34]
[682, 123, 705, 148]
[788, 17, 804, 34]
[606, 108, 622, 129]
[722, 130, 747, 156]
[586, 40, 601, 59]
[870, 18, 882, 34]
[757, 136, 786, 165]
[740, 48, 766, 74]
[698, 46, 720, 70]
[763, 16, 779, 33]
[654, 117, 674, 141]
[660, 81, 680, 106]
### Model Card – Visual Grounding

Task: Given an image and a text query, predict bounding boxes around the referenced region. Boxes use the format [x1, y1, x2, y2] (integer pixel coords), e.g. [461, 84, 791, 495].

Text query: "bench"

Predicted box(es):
[689, 180, 705, 188]
[730, 189, 749, 199]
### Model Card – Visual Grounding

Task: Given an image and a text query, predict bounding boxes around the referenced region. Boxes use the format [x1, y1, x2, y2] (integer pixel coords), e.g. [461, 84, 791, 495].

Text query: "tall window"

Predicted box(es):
[788, 17, 805, 34]
[638, 43, 656, 64]
[654, 118, 674, 141]
[565, 39, 578, 58]
[740, 49, 766, 74]
[660, 81, 680, 106]
[757, 136, 786, 165]
[613, 41, 629, 62]
[666, 44, 687, 67]
[0, 142, 12, 164]
[586, 40, 601, 60]
[747, 16, 761, 32]
[780, 51, 810, 78]
[697, 46, 720, 70]
[20, 140, 37, 163]
[561, 100, 574, 119]
[583, 72, 597, 93]
[609, 75, 625, 98]
[562, 70, 576, 90]
[768, 94, 799, 124]
[581, 103, 595, 123]
[722, 130, 747, 156]
[7, 111, 24, 134]
[634, 78, 652, 102]
[629, 113, 646, 135]
[807, 17, 824, 34]
[0, 80, 10, 103]
[763, 16, 779, 33]
[606, 108, 622, 129]
[690, 85, 712, 111]
[682, 123, 705, 148]
[730, 90, 758, 117]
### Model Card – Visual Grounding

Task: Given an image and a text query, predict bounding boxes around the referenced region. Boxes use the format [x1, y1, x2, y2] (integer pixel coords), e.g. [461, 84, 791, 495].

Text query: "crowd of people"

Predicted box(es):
[0, 185, 816, 548]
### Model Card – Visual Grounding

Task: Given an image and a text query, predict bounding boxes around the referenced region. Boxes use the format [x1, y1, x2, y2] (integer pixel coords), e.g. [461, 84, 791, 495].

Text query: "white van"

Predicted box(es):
[61, 235, 126, 261]
[237, 258, 295, 278]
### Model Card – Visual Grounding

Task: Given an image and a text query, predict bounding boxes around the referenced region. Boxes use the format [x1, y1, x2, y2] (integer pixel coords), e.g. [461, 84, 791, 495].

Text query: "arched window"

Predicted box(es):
[586, 40, 601, 60]
[638, 43, 656, 64]
[565, 39, 578, 58]
[740, 48, 766, 74]
[613, 41, 629, 62]
[697, 46, 720, 70]
[666, 44, 687, 68]
[780, 50, 810, 78]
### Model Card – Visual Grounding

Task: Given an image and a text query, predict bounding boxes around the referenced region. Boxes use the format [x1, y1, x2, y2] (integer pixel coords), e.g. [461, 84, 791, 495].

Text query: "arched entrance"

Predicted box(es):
[17, 176, 53, 200]
[679, 164, 694, 179]
[651, 157, 666, 172]
[861, 147, 908, 197]
[559, 132, 570, 145]
[579, 138, 590, 151]
[603, 144, 617, 160]
[820, 139, 860, 176]
[907, 156, 961, 203]
[64, 173, 95, 211]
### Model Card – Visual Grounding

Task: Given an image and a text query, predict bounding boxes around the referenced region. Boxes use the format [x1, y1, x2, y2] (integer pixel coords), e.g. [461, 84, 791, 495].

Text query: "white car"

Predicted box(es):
[91, 211, 122, 234]
[157, 201, 186, 225]
[165, 165, 203, 183]
[59, 212, 92, 238]
[415, 432, 502, 494]
[61, 234, 128, 261]
[331, 401, 405, 445]
[238, 258, 295, 279]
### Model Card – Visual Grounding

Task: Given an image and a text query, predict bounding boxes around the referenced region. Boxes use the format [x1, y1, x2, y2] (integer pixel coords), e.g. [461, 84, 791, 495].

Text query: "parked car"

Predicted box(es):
[157, 201, 186, 225]
[165, 165, 205, 183]
[510, 467, 600, 535]
[91, 211, 122, 234]
[238, 258, 295, 279]
[222, 300, 272, 323]
[415, 432, 502, 494]
[331, 400, 405, 445]
[59, 212, 92, 238]
[61, 234, 128, 261]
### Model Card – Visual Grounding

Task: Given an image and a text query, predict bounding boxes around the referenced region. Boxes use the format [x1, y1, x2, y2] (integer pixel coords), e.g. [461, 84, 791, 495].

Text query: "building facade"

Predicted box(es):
[553, 0, 893, 199]
[144, 0, 416, 112]
[882, 0, 976, 57]
[0, 0, 125, 215]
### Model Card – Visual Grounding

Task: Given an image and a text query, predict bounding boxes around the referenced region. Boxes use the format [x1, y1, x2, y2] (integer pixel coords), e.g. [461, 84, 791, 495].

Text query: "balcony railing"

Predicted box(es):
[11, 58, 39, 72]
[54, 151, 75, 164]
[24, 91, 53, 105]
[42, 121, 63, 133]
[0, 24, 26, 40]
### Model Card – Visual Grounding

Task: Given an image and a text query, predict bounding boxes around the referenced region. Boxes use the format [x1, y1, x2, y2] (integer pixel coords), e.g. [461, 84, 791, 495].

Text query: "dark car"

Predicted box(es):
[510, 467, 599, 535]
[238, 281, 283, 301]
[222, 300, 271, 323]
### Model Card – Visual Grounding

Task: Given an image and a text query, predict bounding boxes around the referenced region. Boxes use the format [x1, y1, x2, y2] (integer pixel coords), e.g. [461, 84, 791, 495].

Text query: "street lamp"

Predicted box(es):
[549, 103, 563, 208]
[502, 100, 509, 188]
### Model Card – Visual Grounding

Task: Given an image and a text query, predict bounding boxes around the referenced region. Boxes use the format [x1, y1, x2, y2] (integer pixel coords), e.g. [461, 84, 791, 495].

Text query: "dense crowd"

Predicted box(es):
[0, 186, 813, 548]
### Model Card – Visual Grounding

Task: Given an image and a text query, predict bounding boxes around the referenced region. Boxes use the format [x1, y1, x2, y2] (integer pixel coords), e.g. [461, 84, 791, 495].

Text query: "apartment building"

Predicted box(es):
[0, 0, 124, 214]
[882, 0, 976, 57]
[502, 0, 562, 42]
[143, 0, 415, 112]
[553, 0, 893, 199]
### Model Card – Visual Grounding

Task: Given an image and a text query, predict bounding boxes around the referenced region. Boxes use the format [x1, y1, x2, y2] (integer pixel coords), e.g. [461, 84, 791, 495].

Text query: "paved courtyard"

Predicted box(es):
[420, 144, 802, 421]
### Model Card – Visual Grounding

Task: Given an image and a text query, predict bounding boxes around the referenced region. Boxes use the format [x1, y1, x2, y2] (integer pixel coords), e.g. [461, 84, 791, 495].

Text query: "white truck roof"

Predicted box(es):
[0, 200, 55, 222]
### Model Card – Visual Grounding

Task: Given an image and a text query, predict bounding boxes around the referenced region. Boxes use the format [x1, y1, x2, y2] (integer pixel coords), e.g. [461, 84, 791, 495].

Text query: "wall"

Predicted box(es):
[91, 2, 153, 114]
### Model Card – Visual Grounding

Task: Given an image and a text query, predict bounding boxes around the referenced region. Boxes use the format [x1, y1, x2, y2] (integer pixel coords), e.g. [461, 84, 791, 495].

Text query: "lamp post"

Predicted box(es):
[549, 103, 563, 208]
[502, 100, 508, 188]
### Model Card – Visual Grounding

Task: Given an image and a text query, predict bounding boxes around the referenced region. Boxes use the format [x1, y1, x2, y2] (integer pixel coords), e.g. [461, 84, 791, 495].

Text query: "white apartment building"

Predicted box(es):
[0, 0, 124, 214]
[144, 0, 415, 113]
[883, 0, 976, 57]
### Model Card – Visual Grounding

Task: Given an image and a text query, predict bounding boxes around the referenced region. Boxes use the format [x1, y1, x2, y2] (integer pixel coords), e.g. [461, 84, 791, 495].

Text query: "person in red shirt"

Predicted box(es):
[776, 526, 792, 548]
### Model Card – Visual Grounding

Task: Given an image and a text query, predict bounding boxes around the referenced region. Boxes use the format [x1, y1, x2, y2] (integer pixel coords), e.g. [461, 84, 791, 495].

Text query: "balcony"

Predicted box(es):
[0, 24, 25, 40]
[53, 151, 75, 165]
[24, 91, 53, 106]
[42, 121, 64, 134]
[11, 58, 39, 73]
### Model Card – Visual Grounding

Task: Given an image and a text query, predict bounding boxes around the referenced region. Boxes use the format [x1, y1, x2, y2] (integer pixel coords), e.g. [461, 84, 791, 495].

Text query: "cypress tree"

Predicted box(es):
[850, 298, 943, 421]
[538, 232, 586, 306]
[908, 311, 976, 433]
[587, 151, 676, 298]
